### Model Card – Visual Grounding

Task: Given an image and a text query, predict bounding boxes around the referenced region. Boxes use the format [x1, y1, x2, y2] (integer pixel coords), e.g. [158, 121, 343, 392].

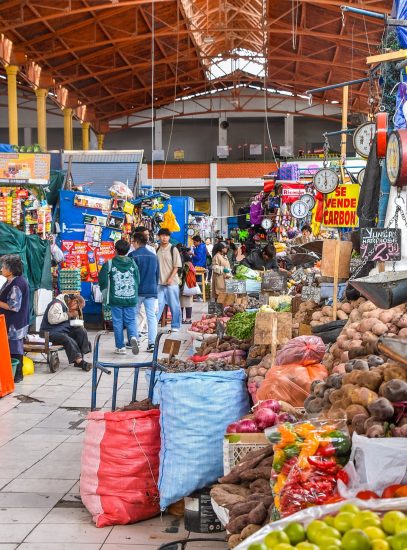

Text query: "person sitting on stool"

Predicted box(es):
[40, 294, 92, 371]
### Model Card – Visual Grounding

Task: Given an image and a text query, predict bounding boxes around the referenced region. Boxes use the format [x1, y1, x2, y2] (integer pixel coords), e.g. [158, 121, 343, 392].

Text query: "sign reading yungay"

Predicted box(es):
[323, 184, 360, 228]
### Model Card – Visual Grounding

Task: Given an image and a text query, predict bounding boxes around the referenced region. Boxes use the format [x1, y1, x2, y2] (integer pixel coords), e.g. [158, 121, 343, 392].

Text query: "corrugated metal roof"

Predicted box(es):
[62, 150, 144, 196]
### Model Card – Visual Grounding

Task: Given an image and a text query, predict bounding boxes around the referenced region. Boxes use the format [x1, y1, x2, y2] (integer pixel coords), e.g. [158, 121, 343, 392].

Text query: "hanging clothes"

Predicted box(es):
[356, 136, 381, 228]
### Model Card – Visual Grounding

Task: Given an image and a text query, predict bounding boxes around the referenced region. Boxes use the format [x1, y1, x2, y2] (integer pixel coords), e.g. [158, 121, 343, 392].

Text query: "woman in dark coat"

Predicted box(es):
[0, 255, 30, 383]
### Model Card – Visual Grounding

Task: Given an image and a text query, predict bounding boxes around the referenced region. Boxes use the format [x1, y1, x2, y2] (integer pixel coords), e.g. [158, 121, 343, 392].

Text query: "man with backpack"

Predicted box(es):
[156, 228, 182, 332]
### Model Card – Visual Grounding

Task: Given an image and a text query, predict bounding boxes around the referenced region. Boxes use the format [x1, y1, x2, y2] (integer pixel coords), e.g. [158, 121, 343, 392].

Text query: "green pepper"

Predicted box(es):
[322, 430, 351, 456]
[284, 443, 301, 459]
[272, 449, 286, 473]
[267, 430, 282, 445]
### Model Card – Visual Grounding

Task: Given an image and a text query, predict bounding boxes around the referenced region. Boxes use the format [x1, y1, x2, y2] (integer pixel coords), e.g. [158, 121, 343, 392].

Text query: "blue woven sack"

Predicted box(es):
[155, 369, 250, 509]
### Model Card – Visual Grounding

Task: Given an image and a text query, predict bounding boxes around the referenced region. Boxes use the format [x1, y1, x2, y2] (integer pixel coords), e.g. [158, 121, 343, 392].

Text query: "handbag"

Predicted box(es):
[101, 260, 112, 305]
[92, 284, 103, 304]
[182, 283, 202, 297]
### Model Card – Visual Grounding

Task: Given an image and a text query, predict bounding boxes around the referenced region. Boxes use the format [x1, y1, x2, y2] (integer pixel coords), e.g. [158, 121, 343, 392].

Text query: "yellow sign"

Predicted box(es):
[173, 149, 185, 160]
[323, 184, 360, 227]
[0, 153, 51, 185]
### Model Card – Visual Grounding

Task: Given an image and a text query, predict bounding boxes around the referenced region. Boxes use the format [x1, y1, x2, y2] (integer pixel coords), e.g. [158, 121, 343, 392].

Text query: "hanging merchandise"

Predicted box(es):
[161, 204, 180, 232]
[237, 206, 251, 229]
[250, 200, 264, 225]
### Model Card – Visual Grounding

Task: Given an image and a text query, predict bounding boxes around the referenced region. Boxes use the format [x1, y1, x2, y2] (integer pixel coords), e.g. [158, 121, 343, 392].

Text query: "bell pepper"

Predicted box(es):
[294, 422, 315, 438]
[275, 425, 296, 449]
[297, 434, 320, 469]
[322, 430, 351, 456]
[307, 456, 338, 472]
[284, 443, 301, 459]
[382, 484, 405, 499]
[356, 490, 379, 500]
[317, 442, 336, 457]
[337, 469, 350, 485]
[272, 448, 286, 473]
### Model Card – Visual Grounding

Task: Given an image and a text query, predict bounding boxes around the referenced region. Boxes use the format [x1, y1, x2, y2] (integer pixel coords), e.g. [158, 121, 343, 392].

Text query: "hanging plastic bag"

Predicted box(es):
[161, 204, 180, 232]
[275, 336, 326, 366]
[256, 363, 328, 407]
[109, 181, 133, 199]
[80, 410, 160, 527]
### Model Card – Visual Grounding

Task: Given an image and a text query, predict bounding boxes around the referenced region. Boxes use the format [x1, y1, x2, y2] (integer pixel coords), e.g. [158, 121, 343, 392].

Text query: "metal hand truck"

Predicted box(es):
[91, 331, 166, 411]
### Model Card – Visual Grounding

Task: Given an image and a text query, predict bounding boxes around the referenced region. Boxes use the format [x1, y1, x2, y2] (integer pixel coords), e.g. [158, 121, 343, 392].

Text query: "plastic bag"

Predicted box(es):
[80, 410, 160, 527]
[109, 181, 133, 198]
[160, 204, 180, 232]
[155, 369, 250, 509]
[256, 362, 328, 407]
[275, 336, 326, 366]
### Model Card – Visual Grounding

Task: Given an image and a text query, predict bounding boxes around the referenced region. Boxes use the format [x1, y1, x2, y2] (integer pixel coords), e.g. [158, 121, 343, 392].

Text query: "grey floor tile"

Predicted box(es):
[2, 479, 76, 494]
[0, 507, 49, 524]
[25, 523, 111, 544]
[0, 493, 62, 509]
[41, 507, 92, 524]
[0, 524, 36, 543]
[18, 544, 101, 550]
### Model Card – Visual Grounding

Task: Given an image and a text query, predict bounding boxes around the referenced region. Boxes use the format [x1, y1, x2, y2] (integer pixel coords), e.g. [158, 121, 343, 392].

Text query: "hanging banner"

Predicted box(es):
[0, 153, 50, 185]
[281, 183, 305, 204]
[323, 184, 360, 228]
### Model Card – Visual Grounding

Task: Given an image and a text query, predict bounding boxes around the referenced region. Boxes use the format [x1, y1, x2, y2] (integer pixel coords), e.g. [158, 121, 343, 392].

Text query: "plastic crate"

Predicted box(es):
[223, 433, 269, 475]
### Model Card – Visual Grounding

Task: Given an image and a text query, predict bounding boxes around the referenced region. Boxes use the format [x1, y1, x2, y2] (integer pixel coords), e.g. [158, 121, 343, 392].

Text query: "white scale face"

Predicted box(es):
[386, 132, 401, 186]
[353, 122, 375, 159]
[291, 199, 309, 219]
[261, 218, 272, 230]
[357, 168, 366, 185]
[313, 168, 339, 194]
[300, 193, 316, 210]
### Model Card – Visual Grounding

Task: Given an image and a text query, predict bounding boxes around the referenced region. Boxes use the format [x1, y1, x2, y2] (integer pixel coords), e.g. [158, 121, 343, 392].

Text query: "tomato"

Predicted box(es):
[356, 490, 379, 500]
[382, 484, 405, 499]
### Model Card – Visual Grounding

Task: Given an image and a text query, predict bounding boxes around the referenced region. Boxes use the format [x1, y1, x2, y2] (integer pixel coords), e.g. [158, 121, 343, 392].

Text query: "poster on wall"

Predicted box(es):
[323, 184, 360, 228]
[0, 153, 51, 185]
[95, 242, 115, 270]
[61, 241, 116, 281]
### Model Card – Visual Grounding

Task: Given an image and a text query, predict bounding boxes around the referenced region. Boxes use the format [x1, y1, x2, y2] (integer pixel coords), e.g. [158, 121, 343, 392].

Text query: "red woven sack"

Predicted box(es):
[80, 409, 160, 527]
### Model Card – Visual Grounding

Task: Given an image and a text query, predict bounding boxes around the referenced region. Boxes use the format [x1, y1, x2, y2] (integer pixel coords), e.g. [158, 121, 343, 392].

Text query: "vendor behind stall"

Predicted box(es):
[292, 224, 315, 245]
[0, 255, 30, 383]
[211, 242, 232, 301]
[40, 294, 92, 371]
[240, 244, 278, 271]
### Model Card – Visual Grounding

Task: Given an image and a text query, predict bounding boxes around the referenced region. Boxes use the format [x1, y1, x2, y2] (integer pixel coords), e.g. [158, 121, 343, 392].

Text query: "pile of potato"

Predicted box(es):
[210, 445, 274, 548]
[195, 336, 251, 357]
[292, 301, 319, 336]
[224, 304, 246, 317]
[304, 354, 407, 437]
[310, 299, 363, 327]
[247, 354, 273, 393]
[325, 301, 407, 370]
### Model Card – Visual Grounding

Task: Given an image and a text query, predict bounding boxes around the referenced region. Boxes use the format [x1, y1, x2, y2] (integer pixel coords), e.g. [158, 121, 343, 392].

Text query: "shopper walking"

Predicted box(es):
[211, 242, 232, 302]
[156, 228, 182, 332]
[0, 255, 30, 383]
[99, 239, 140, 355]
[179, 246, 196, 324]
[191, 235, 207, 268]
[129, 232, 159, 352]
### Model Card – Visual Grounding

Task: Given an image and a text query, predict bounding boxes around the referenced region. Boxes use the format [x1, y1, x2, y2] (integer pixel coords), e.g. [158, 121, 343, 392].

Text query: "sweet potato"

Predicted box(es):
[227, 514, 251, 534]
[350, 387, 378, 407]
[228, 534, 243, 548]
[248, 502, 268, 525]
[240, 467, 271, 481]
[368, 397, 394, 420]
[210, 487, 246, 508]
[366, 423, 385, 438]
[241, 524, 262, 540]
[229, 501, 254, 520]
[249, 478, 272, 494]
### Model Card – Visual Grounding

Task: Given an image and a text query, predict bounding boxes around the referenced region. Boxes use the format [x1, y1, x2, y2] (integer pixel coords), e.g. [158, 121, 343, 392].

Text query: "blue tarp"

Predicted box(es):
[395, 0, 407, 48]
[393, 1, 407, 128]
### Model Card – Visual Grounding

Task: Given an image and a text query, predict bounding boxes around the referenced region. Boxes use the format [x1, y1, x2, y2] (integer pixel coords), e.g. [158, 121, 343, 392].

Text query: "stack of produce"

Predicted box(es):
[267, 296, 292, 313]
[190, 336, 251, 364]
[304, 355, 407, 438]
[190, 314, 229, 334]
[292, 301, 320, 336]
[159, 357, 245, 372]
[325, 302, 407, 370]
[247, 296, 262, 309]
[226, 311, 257, 340]
[266, 420, 351, 518]
[235, 265, 262, 281]
[311, 301, 357, 327]
[245, 505, 407, 550]
[247, 345, 272, 367]
[210, 445, 275, 548]
[226, 400, 297, 434]
[225, 304, 247, 317]
[247, 354, 274, 402]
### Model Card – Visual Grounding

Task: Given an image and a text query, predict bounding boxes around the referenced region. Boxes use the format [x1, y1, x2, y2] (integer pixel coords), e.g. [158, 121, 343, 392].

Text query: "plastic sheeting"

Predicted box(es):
[395, 0, 407, 49]
[0, 222, 52, 319]
[155, 369, 250, 509]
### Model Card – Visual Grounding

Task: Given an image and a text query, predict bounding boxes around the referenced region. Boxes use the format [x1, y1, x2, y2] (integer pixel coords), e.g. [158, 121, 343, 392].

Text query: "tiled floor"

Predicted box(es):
[0, 304, 227, 549]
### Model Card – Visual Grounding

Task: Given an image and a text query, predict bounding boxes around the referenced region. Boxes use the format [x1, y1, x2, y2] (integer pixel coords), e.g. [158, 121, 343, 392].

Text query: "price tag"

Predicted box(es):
[360, 228, 401, 262]
[208, 301, 224, 316]
[225, 279, 246, 294]
[292, 268, 306, 282]
[261, 271, 286, 292]
[301, 286, 321, 302]
[216, 320, 225, 340]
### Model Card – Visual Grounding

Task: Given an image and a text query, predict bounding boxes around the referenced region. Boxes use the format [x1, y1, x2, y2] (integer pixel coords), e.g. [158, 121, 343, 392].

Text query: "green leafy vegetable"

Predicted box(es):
[235, 265, 261, 281]
[226, 311, 257, 340]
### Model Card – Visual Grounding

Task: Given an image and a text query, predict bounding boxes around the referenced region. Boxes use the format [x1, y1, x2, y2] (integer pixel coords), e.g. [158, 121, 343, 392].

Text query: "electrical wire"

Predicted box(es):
[262, 0, 277, 166]
[151, 0, 155, 192]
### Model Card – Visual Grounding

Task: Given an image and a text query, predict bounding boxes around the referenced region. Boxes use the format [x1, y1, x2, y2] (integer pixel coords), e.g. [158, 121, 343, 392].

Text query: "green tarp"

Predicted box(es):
[0, 222, 52, 319]
[46, 170, 66, 206]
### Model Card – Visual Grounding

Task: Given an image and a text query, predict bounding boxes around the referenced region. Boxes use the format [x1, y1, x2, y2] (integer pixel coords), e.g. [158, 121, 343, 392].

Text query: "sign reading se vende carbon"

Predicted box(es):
[323, 184, 360, 228]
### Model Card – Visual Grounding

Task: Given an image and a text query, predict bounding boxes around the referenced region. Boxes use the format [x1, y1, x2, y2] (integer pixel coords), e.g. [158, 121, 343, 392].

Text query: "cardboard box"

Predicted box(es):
[217, 293, 248, 307]
[254, 311, 292, 345]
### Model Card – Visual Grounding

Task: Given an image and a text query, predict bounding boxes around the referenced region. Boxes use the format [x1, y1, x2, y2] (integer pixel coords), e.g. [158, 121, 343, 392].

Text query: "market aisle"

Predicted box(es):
[0, 303, 227, 549]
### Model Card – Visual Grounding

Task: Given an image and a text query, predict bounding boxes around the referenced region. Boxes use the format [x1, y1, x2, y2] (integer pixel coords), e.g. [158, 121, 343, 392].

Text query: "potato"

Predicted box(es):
[352, 413, 369, 434]
[359, 318, 377, 333]
[349, 309, 362, 323]
[241, 524, 262, 540]
[343, 371, 363, 385]
[362, 331, 378, 344]
[379, 310, 394, 324]
[228, 534, 243, 548]
[398, 327, 407, 338]
[371, 321, 388, 337]
[368, 397, 394, 420]
[337, 310, 349, 321]
[346, 404, 368, 422]
[358, 371, 383, 391]
[349, 340, 363, 349]
[340, 351, 349, 363]
[322, 305, 333, 317]
[353, 359, 369, 371]
[312, 311, 322, 321]
[381, 379, 407, 402]
[359, 301, 376, 313]
[366, 424, 385, 438]
[396, 314, 407, 328]
[306, 397, 324, 413]
[341, 302, 353, 315]
[329, 389, 344, 404]
[367, 309, 383, 320]
[350, 387, 378, 407]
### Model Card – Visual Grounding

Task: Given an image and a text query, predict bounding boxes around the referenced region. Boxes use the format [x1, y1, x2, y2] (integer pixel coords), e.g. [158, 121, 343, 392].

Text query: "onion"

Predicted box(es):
[234, 419, 259, 433]
[257, 399, 281, 413]
[277, 412, 297, 424]
[254, 408, 277, 430]
[226, 422, 239, 433]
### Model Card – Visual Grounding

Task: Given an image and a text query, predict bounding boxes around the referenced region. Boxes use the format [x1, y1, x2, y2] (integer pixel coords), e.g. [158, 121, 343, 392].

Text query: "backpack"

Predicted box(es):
[157, 245, 184, 277]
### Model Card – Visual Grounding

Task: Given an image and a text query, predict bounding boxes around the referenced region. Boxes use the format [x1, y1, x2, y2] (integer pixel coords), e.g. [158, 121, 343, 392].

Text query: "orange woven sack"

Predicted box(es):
[256, 362, 328, 407]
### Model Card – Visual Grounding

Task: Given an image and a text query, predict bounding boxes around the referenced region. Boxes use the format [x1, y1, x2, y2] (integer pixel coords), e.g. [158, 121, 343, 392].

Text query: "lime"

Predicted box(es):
[315, 536, 341, 548]
[388, 532, 407, 550]
[325, 516, 336, 527]
[273, 545, 295, 550]
[364, 527, 385, 541]
[353, 511, 381, 530]
[264, 531, 290, 548]
[341, 504, 360, 515]
[342, 528, 372, 550]
[335, 512, 356, 533]
[371, 541, 390, 550]
[247, 544, 267, 550]
[394, 517, 407, 535]
[296, 544, 319, 550]
[284, 522, 305, 545]
[382, 512, 406, 535]
[307, 520, 328, 543]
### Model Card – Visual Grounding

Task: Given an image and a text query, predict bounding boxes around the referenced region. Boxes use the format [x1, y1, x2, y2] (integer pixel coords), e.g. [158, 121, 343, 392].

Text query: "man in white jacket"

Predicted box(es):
[40, 294, 92, 371]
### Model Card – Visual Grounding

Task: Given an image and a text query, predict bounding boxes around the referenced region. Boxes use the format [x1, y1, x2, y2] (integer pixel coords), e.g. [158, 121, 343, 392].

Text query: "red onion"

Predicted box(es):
[254, 408, 277, 430]
[257, 399, 281, 413]
[226, 422, 239, 433]
[277, 412, 297, 424]
[235, 419, 259, 433]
